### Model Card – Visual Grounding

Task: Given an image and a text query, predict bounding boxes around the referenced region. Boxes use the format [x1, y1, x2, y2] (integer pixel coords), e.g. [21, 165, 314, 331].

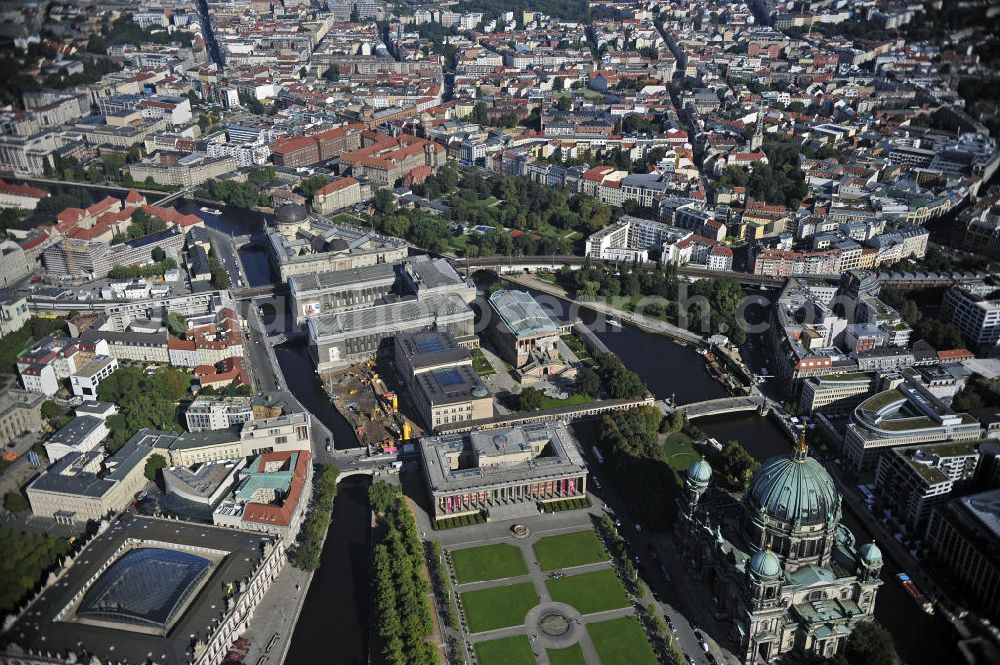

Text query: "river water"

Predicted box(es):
[284, 475, 372, 665]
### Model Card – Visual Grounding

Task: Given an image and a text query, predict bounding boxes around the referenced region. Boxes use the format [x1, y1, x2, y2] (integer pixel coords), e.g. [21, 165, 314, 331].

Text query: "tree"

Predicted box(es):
[717, 440, 760, 491]
[557, 95, 572, 111]
[144, 453, 167, 481]
[668, 410, 684, 432]
[515, 387, 545, 411]
[828, 620, 899, 665]
[3, 491, 29, 513]
[573, 368, 600, 397]
[40, 401, 63, 421]
[151, 246, 166, 262]
[368, 480, 400, 514]
[374, 188, 395, 214]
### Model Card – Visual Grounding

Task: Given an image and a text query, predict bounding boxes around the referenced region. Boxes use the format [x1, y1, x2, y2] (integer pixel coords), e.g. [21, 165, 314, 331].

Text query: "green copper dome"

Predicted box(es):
[744, 449, 839, 527]
[687, 459, 712, 484]
[748, 549, 782, 578]
[859, 542, 883, 566]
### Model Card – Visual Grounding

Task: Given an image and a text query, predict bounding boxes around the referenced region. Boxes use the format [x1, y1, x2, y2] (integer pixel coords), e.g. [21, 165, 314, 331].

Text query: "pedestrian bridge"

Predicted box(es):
[674, 395, 769, 420]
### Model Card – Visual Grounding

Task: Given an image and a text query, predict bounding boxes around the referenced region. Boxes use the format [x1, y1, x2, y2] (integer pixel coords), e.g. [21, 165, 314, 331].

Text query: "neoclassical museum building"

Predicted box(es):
[676, 438, 884, 664]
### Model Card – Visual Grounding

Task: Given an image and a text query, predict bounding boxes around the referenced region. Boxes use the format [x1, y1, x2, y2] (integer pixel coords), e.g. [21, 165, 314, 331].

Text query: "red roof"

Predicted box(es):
[315, 177, 359, 196]
[937, 349, 973, 361]
[0, 180, 48, 199]
[240, 450, 311, 528]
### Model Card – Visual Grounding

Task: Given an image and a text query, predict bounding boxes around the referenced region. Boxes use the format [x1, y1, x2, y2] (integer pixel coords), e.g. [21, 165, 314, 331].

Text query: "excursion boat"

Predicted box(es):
[199, 206, 223, 215]
[606, 318, 622, 327]
[897, 573, 934, 614]
[696, 347, 708, 356]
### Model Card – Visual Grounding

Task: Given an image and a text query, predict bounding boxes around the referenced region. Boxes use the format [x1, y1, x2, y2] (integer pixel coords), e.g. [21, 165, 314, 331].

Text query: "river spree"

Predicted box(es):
[284, 475, 372, 665]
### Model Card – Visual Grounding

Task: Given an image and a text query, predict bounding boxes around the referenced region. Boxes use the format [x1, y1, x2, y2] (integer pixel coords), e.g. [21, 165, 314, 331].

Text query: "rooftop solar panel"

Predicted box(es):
[434, 368, 467, 388]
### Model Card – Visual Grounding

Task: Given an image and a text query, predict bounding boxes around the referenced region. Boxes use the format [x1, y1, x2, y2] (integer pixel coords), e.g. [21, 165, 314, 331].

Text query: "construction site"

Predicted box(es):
[323, 354, 425, 455]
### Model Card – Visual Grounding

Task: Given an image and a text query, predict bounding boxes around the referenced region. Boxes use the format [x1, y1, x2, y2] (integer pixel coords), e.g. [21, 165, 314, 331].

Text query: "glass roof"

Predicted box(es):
[78, 547, 212, 630]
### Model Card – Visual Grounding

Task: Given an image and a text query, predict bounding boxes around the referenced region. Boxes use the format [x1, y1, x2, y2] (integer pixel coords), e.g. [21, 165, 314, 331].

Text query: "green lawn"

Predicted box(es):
[475, 635, 535, 665]
[545, 569, 630, 615]
[547, 644, 587, 665]
[587, 616, 659, 665]
[461, 582, 539, 633]
[533, 530, 609, 571]
[663, 430, 701, 484]
[536, 392, 594, 410]
[470, 347, 496, 377]
[451, 543, 528, 584]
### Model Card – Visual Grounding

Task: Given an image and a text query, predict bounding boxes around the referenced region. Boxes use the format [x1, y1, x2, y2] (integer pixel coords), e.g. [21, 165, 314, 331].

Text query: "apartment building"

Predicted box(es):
[69, 355, 119, 402]
[874, 440, 980, 536]
[942, 285, 1000, 352]
[185, 396, 255, 432]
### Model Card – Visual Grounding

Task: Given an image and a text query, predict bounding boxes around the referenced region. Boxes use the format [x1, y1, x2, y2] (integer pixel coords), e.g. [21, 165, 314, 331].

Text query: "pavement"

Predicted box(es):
[238, 563, 312, 665]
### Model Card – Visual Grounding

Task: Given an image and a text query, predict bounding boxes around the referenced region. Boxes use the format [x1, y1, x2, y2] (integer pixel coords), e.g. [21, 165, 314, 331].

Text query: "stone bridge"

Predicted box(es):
[435, 396, 656, 435]
[673, 394, 770, 420]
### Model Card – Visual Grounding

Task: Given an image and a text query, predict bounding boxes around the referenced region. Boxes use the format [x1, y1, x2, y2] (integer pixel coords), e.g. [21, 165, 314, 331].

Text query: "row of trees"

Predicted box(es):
[599, 407, 673, 530]
[0, 525, 70, 614]
[558, 263, 749, 345]
[97, 365, 192, 452]
[292, 464, 340, 570]
[428, 541, 459, 631]
[371, 496, 438, 665]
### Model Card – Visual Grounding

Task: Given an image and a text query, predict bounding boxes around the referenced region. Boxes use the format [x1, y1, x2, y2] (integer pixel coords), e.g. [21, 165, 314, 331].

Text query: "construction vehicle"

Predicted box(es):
[402, 420, 412, 441]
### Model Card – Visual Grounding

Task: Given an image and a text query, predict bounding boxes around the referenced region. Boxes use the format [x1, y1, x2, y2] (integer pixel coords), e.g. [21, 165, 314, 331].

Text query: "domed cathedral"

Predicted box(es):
[676, 435, 883, 664]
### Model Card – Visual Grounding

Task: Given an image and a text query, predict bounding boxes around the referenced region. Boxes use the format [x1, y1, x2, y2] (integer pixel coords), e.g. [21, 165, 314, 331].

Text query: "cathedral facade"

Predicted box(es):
[676, 440, 883, 664]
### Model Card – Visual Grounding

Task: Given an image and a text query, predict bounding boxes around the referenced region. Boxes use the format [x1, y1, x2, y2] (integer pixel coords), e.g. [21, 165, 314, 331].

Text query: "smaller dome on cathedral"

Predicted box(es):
[687, 459, 712, 484]
[748, 549, 782, 579]
[859, 542, 883, 566]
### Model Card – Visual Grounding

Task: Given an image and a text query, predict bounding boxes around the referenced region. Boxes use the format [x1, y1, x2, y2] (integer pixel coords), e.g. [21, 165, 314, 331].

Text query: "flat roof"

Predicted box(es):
[420, 421, 585, 494]
[4, 514, 275, 665]
[308, 293, 472, 339]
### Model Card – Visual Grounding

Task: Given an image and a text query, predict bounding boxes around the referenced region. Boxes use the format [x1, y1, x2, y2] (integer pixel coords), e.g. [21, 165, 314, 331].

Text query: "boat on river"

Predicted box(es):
[606, 318, 622, 327]
[897, 573, 934, 614]
[200, 206, 223, 215]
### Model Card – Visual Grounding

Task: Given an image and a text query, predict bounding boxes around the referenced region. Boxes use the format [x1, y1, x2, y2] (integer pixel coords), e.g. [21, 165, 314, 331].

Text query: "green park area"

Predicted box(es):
[474, 635, 535, 665]
[450, 543, 528, 584]
[461, 582, 539, 633]
[545, 569, 630, 615]
[533, 529, 609, 571]
[663, 430, 701, 485]
[547, 644, 587, 665]
[587, 617, 660, 665]
[470, 347, 496, 377]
